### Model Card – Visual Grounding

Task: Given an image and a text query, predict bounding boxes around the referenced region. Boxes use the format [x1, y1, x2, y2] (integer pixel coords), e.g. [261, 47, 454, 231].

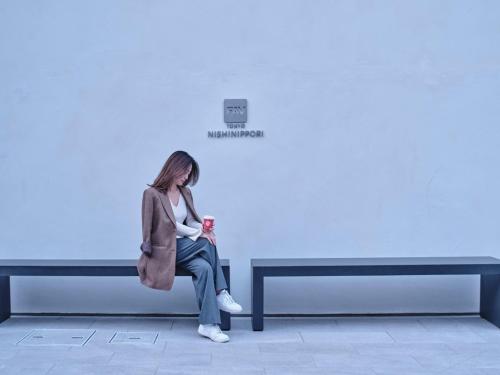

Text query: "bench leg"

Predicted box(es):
[252, 269, 264, 331]
[480, 274, 500, 328]
[220, 265, 231, 331]
[0, 276, 10, 323]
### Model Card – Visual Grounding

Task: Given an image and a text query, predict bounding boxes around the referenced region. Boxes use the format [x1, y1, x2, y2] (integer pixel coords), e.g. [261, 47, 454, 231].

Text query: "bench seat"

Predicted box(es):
[0, 259, 231, 330]
[251, 256, 500, 331]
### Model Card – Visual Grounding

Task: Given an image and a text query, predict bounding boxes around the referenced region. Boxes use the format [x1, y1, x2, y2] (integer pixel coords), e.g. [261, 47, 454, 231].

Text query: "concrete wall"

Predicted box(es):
[1, 0, 499, 314]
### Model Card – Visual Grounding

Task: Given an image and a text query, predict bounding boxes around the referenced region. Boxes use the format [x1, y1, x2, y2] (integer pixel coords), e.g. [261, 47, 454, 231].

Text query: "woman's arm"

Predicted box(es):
[186, 206, 203, 230]
[176, 221, 202, 241]
[180, 188, 205, 241]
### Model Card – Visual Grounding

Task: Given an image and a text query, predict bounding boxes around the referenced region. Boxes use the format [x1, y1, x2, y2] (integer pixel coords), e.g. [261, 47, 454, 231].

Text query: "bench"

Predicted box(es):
[0, 259, 232, 331]
[251, 256, 500, 331]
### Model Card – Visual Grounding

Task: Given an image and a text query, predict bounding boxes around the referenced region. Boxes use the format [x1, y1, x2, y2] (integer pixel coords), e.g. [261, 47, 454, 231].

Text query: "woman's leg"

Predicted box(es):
[175, 237, 232, 323]
[195, 239, 228, 293]
[179, 255, 221, 325]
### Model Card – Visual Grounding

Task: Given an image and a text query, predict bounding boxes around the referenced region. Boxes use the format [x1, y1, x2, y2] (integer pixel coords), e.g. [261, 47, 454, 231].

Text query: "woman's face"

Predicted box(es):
[175, 164, 192, 186]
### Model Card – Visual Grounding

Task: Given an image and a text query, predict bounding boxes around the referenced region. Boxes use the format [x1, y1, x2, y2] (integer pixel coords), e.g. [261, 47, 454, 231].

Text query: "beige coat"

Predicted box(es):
[137, 185, 202, 291]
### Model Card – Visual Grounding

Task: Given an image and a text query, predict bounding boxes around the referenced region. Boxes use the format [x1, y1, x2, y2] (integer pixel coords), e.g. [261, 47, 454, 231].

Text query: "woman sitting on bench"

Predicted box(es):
[137, 150, 242, 343]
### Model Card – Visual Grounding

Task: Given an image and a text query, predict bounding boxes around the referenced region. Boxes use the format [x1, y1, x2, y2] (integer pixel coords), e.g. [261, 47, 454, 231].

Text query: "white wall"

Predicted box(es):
[1, 0, 499, 315]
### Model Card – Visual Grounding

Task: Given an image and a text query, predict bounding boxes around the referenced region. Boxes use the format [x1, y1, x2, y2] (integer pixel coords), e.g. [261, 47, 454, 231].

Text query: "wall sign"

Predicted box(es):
[207, 99, 264, 138]
[224, 99, 247, 123]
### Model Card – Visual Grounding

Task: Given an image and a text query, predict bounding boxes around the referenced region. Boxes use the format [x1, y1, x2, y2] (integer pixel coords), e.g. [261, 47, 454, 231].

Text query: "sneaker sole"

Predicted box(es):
[198, 330, 230, 343]
[217, 305, 243, 314]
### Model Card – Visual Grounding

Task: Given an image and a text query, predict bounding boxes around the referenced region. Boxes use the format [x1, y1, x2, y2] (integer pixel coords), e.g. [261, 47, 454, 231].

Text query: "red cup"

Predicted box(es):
[202, 215, 215, 232]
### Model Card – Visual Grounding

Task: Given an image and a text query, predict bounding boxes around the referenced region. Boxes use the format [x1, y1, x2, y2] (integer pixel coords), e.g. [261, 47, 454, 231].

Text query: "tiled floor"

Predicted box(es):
[0, 315, 500, 374]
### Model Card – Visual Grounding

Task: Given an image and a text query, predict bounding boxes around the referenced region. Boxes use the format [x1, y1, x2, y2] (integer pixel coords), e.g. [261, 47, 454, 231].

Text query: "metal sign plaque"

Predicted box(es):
[224, 99, 247, 123]
[208, 98, 263, 138]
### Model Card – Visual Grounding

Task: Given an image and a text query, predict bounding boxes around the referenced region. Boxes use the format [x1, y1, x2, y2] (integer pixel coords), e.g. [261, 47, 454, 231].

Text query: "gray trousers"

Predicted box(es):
[176, 237, 228, 325]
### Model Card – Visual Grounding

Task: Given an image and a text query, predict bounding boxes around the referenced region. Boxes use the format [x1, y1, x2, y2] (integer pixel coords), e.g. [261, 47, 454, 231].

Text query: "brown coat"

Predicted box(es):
[137, 185, 203, 291]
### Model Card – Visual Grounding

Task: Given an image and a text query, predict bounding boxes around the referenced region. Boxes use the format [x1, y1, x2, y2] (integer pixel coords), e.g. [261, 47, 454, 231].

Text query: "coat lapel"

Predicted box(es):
[156, 186, 202, 225]
[157, 189, 176, 225]
[180, 186, 202, 223]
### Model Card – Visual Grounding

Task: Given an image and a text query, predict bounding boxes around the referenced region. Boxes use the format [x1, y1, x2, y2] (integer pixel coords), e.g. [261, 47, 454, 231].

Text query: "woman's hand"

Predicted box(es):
[200, 230, 217, 246]
[203, 223, 215, 232]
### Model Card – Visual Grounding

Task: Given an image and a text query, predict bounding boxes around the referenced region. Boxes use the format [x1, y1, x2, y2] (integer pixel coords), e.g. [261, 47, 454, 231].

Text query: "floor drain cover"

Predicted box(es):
[110, 331, 158, 344]
[18, 329, 95, 346]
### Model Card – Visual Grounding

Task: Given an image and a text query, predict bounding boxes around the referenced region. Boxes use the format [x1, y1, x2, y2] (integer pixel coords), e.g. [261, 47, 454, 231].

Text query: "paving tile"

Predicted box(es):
[0, 363, 55, 375]
[411, 351, 479, 369]
[388, 330, 487, 343]
[265, 367, 374, 375]
[371, 368, 442, 375]
[481, 369, 500, 375]
[474, 330, 500, 343]
[6, 346, 114, 366]
[156, 366, 264, 375]
[0, 346, 107, 369]
[461, 351, 500, 368]
[165, 341, 261, 354]
[437, 367, 493, 375]
[237, 318, 338, 332]
[419, 317, 488, 332]
[50, 317, 96, 329]
[158, 352, 212, 366]
[0, 348, 18, 360]
[107, 351, 165, 367]
[334, 317, 426, 333]
[0, 317, 63, 330]
[88, 317, 138, 330]
[0, 329, 32, 345]
[211, 352, 314, 368]
[451, 317, 500, 332]
[352, 342, 456, 356]
[258, 342, 356, 355]
[446, 342, 500, 355]
[301, 331, 394, 343]
[46, 364, 157, 375]
[313, 352, 422, 369]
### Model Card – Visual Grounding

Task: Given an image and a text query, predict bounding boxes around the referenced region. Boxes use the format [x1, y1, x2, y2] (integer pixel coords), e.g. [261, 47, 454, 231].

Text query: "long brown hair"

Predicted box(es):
[148, 151, 199, 193]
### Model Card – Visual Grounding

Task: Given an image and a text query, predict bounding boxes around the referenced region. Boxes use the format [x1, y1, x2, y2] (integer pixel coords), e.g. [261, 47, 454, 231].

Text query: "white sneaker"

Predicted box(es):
[216, 289, 243, 313]
[197, 324, 229, 343]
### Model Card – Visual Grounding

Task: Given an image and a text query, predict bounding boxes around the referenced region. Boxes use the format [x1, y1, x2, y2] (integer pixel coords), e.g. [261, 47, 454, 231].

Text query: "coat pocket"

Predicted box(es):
[151, 245, 176, 260]
[151, 245, 171, 252]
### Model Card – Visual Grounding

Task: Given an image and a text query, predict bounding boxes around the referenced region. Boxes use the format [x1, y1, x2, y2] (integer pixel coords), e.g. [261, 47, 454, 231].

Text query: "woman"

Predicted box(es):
[137, 151, 242, 343]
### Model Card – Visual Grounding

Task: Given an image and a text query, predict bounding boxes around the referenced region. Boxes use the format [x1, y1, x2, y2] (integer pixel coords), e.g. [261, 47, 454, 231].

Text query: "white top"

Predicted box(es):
[169, 193, 203, 241]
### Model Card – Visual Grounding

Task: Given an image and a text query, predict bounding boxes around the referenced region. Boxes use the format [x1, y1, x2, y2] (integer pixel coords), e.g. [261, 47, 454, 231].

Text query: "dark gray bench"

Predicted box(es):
[0, 259, 232, 331]
[251, 256, 500, 331]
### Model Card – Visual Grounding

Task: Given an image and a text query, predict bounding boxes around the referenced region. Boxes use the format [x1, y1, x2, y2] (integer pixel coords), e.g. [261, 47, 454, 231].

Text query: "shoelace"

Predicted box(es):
[222, 291, 236, 305]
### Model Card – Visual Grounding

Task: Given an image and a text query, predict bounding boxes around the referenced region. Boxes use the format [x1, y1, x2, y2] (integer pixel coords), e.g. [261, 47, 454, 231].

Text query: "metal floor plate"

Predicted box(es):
[17, 329, 96, 346]
[110, 331, 158, 344]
